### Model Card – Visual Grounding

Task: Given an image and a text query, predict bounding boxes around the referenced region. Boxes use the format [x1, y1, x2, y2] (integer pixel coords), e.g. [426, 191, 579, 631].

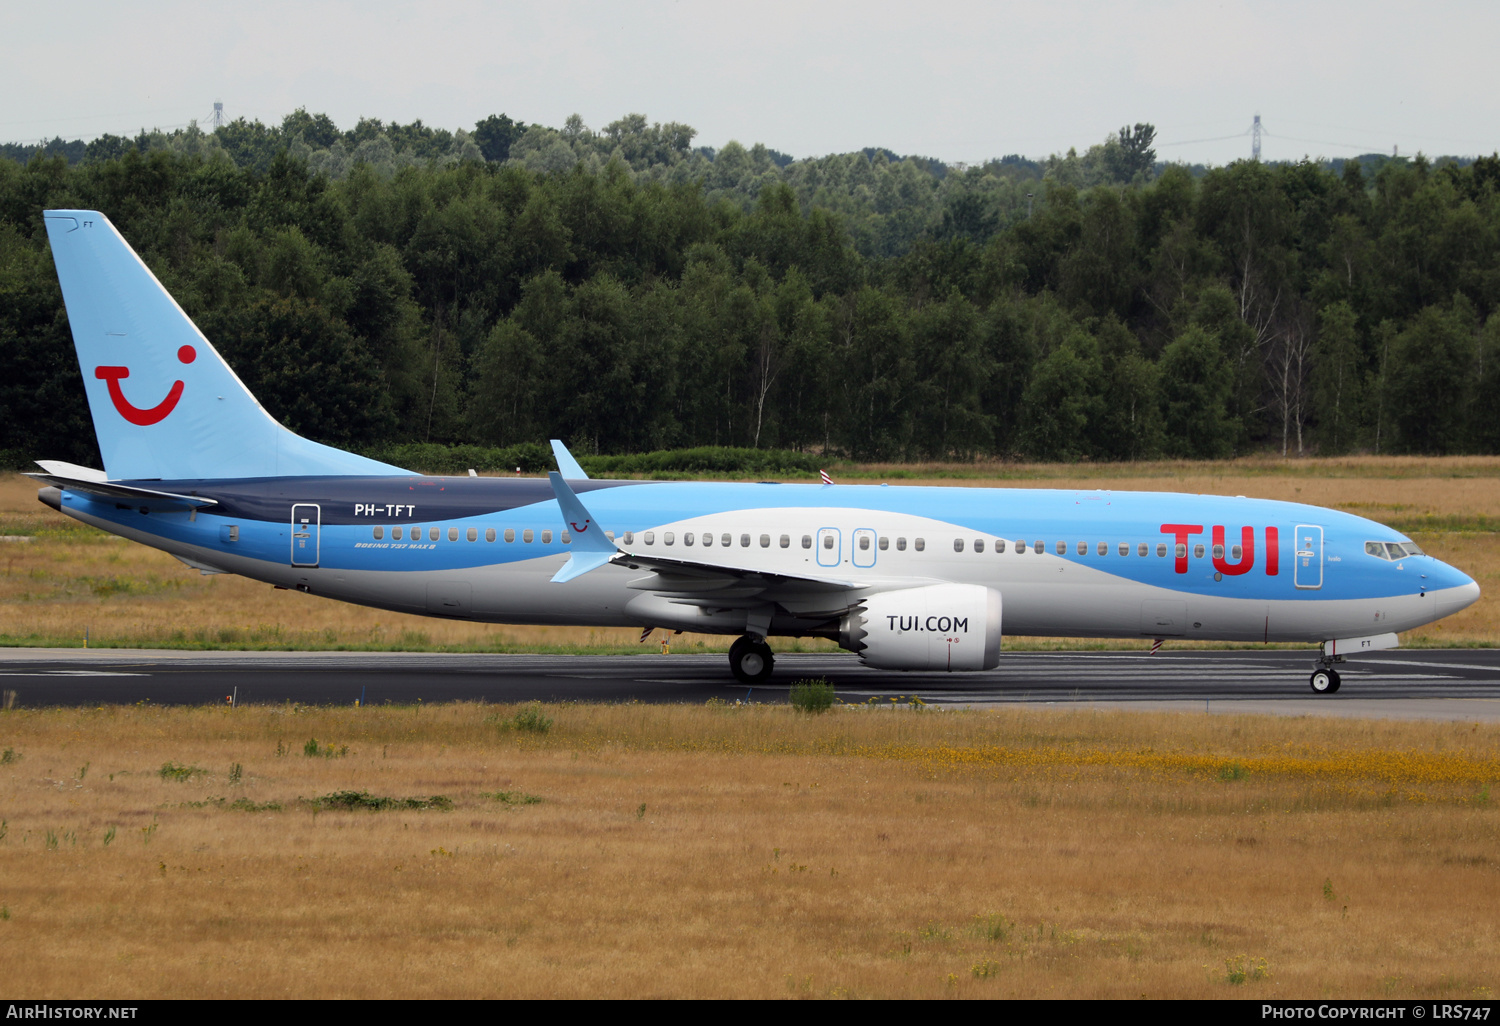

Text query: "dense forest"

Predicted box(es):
[3, 109, 1499, 470]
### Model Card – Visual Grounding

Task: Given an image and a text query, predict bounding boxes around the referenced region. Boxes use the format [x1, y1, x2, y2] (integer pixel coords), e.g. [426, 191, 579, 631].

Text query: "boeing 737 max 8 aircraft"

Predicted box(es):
[29, 210, 1482, 693]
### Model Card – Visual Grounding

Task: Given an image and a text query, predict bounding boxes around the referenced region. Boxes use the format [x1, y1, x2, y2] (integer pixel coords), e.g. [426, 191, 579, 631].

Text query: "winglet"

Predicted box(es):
[550, 440, 589, 480]
[547, 471, 617, 582]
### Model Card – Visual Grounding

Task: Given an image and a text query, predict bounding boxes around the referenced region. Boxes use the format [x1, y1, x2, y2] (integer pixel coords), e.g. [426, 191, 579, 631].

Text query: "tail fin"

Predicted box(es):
[43, 210, 404, 480]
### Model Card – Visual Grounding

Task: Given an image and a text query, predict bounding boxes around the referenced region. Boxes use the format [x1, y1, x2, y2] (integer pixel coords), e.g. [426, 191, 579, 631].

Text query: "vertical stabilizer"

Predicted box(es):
[43, 210, 404, 480]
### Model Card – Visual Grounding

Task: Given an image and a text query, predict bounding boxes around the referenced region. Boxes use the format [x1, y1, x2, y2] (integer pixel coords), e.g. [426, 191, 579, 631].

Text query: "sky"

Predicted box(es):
[4, 0, 1499, 167]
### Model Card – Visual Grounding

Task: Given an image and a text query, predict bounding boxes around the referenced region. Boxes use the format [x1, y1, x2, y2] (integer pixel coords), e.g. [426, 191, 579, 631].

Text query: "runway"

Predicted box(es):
[4, 647, 1500, 719]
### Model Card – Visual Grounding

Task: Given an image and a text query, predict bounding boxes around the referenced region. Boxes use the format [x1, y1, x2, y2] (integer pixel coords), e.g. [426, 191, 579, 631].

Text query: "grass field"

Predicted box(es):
[0, 700, 1495, 999]
[1, 456, 1496, 651]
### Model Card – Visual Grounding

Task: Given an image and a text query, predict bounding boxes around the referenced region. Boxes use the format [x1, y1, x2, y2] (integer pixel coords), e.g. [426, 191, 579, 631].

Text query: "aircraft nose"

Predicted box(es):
[1433, 573, 1480, 620]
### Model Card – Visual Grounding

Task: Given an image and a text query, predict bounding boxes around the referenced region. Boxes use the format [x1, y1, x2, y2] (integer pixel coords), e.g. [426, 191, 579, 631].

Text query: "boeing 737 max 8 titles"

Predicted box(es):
[28, 210, 1482, 693]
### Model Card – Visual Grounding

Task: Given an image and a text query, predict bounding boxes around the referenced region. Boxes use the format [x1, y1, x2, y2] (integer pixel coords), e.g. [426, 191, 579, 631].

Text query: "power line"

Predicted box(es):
[0, 106, 201, 129]
[1157, 131, 1249, 147]
[1263, 131, 1391, 154]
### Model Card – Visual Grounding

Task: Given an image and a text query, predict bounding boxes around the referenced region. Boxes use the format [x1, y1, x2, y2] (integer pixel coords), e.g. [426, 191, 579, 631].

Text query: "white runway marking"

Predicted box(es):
[0, 670, 147, 677]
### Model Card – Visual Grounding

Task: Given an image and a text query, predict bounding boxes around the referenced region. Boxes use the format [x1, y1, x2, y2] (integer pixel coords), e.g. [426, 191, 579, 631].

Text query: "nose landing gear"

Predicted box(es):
[729, 634, 775, 684]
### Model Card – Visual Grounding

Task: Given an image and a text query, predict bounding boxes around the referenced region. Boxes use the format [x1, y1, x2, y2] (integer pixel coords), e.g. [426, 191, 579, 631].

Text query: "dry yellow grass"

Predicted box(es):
[0, 701, 1495, 999]
[2, 457, 1497, 650]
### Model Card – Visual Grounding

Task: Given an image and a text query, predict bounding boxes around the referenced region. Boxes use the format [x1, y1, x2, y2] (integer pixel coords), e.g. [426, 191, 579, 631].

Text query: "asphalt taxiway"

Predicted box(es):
[3, 647, 1500, 720]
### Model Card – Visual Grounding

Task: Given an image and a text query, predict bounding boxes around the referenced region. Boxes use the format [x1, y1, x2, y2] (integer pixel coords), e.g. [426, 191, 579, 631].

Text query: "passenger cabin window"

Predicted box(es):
[1156, 543, 1167, 557]
[879, 537, 889, 551]
[823, 535, 835, 549]
[1076, 542, 1087, 555]
[429, 527, 439, 542]
[1213, 544, 1224, 559]
[760, 534, 770, 548]
[1096, 542, 1107, 556]
[1118, 542, 1128, 556]
[741, 534, 751, 547]
[1016, 540, 1026, 553]
[723, 534, 733, 547]
[562, 532, 571, 544]
[486, 528, 496, 542]
[1231, 545, 1242, 560]
[1034, 540, 1044, 554]
[954, 538, 965, 552]
[896, 538, 907, 551]
[974, 539, 985, 553]
[701, 533, 712, 547]
[504, 529, 515, 543]
[448, 528, 459, 542]
[802, 535, 812, 549]
[373, 527, 384, 540]
[1055, 541, 1066, 555]
[684, 532, 695, 546]
[915, 538, 926, 552]
[995, 539, 1006, 553]
[523, 529, 534, 543]
[663, 532, 674, 545]
[605, 531, 615, 542]
[392, 527, 403, 540]
[541, 530, 552, 544]
[1194, 544, 1204, 558]
[783, 535, 793, 549]
[467, 528, 478, 542]
[1137, 543, 1147, 557]
[621, 531, 633, 544]
[643, 531, 654, 545]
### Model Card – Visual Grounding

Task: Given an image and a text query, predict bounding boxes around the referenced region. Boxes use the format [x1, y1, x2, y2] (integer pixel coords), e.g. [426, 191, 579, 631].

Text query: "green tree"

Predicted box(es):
[1159, 325, 1237, 458]
[473, 114, 527, 163]
[1308, 301, 1361, 452]
[1382, 303, 1474, 453]
[1018, 328, 1103, 460]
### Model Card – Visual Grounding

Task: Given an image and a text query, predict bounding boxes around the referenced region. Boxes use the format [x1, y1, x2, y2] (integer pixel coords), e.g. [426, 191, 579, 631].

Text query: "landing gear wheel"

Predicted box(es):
[1309, 668, 1341, 694]
[729, 635, 775, 685]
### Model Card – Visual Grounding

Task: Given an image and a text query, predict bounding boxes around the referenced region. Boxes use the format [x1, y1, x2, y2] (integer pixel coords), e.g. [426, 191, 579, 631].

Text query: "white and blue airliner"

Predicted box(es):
[29, 210, 1481, 693]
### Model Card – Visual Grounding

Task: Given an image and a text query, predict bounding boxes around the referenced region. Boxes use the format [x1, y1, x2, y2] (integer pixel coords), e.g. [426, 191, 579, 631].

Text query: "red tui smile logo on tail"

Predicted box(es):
[94, 345, 196, 425]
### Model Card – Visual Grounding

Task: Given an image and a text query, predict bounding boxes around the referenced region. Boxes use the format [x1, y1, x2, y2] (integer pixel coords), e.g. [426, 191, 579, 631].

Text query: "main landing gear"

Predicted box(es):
[1309, 664, 1342, 694]
[729, 634, 775, 685]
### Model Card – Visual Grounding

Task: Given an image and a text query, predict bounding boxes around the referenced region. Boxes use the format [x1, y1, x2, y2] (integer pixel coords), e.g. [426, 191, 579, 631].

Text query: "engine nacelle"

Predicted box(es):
[841, 584, 1002, 671]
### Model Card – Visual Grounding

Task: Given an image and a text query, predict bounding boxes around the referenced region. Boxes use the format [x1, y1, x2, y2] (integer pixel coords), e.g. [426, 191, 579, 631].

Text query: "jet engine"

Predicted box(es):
[840, 584, 1002, 671]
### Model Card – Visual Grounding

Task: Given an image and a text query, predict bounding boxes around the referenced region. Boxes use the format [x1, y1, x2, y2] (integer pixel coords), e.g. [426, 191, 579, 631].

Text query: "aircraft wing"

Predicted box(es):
[546, 471, 869, 619]
[612, 548, 855, 590]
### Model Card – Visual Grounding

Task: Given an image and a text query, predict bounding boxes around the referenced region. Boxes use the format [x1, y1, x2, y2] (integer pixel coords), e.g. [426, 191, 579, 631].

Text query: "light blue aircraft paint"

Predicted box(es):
[31, 210, 1481, 693]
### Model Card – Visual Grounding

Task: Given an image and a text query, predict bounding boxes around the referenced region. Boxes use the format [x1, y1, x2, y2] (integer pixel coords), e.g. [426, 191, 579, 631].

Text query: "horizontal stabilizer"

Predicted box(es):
[34, 460, 107, 483]
[26, 470, 217, 510]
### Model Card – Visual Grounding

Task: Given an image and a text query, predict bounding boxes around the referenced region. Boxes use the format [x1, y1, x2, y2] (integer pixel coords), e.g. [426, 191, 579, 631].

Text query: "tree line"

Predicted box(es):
[3, 110, 1500, 469]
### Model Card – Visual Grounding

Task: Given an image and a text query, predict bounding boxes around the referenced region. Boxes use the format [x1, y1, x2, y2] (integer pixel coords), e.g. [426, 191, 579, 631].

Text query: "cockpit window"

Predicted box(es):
[1366, 540, 1422, 561]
